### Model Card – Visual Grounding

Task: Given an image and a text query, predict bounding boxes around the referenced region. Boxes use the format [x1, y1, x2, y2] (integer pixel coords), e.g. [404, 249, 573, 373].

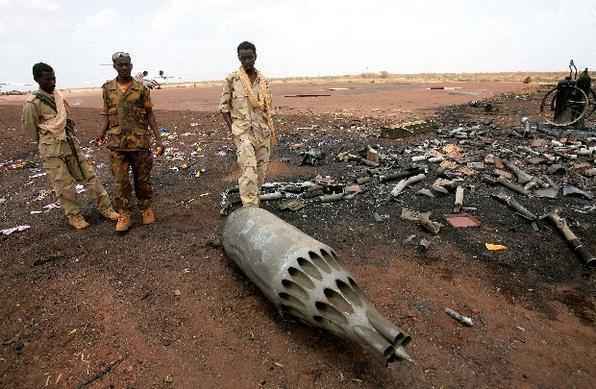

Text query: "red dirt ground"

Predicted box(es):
[1, 81, 594, 389]
[0, 80, 525, 118]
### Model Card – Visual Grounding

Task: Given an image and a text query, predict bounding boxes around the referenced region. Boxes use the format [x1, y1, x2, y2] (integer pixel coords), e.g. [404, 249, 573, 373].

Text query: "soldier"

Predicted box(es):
[576, 68, 592, 129]
[99, 52, 164, 232]
[219, 41, 275, 208]
[577, 68, 592, 95]
[22, 63, 119, 229]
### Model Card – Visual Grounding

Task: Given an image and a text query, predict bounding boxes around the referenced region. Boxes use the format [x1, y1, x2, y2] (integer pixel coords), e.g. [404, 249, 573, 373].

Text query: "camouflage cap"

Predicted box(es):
[112, 52, 131, 62]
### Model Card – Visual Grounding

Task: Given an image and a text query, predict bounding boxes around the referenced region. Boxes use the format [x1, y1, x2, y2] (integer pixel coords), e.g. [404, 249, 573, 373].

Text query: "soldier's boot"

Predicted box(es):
[116, 212, 132, 232]
[142, 208, 156, 225]
[67, 214, 90, 230]
[99, 207, 120, 221]
[96, 193, 119, 221]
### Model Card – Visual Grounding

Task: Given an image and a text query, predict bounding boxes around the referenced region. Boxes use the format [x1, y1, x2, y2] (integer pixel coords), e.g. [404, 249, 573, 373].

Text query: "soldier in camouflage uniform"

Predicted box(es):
[219, 41, 275, 208]
[99, 52, 164, 232]
[22, 63, 119, 230]
[576, 68, 593, 129]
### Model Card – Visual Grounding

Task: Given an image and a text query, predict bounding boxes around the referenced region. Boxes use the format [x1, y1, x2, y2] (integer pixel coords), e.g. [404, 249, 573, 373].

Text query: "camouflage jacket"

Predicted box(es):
[218, 70, 274, 138]
[577, 71, 592, 95]
[102, 79, 153, 150]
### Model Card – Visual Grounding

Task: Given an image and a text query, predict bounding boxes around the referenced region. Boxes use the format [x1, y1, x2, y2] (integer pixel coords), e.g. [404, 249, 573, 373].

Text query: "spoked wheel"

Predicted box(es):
[540, 86, 589, 127]
[587, 88, 596, 118]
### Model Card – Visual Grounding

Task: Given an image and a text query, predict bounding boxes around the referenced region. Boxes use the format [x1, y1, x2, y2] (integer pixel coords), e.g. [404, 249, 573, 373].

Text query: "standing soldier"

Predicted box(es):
[576, 68, 592, 129]
[99, 52, 164, 232]
[219, 41, 275, 208]
[577, 68, 592, 95]
[22, 63, 119, 229]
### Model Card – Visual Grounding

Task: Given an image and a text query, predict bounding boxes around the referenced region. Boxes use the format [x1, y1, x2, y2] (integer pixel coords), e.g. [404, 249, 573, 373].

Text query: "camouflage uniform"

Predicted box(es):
[102, 79, 154, 213]
[576, 70, 593, 129]
[22, 90, 113, 217]
[219, 70, 273, 207]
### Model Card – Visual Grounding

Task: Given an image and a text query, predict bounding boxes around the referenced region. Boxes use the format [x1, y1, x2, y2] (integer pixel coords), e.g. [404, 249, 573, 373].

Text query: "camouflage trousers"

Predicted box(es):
[42, 144, 112, 217]
[110, 150, 153, 213]
[234, 133, 271, 207]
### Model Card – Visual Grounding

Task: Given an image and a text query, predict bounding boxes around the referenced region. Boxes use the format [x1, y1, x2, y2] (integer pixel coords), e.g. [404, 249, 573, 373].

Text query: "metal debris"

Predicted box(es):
[279, 199, 305, 212]
[367, 147, 380, 164]
[319, 192, 345, 203]
[418, 238, 432, 251]
[403, 234, 417, 246]
[301, 148, 325, 166]
[391, 174, 426, 197]
[454, 186, 464, 213]
[548, 164, 566, 175]
[260, 192, 283, 201]
[400, 208, 443, 235]
[445, 308, 474, 327]
[496, 176, 529, 196]
[562, 185, 594, 200]
[380, 120, 437, 139]
[1, 225, 31, 236]
[374, 212, 390, 222]
[416, 188, 435, 198]
[491, 192, 537, 221]
[503, 160, 534, 184]
[222, 207, 412, 363]
[535, 176, 561, 199]
[547, 209, 595, 267]
[379, 167, 425, 183]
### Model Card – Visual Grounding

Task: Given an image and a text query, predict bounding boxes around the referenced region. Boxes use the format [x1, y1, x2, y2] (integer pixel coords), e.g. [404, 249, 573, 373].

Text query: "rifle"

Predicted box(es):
[64, 119, 87, 181]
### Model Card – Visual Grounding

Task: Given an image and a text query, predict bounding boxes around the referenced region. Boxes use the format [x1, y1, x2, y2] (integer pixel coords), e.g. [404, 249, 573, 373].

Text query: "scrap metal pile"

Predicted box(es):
[221, 122, 596, 266]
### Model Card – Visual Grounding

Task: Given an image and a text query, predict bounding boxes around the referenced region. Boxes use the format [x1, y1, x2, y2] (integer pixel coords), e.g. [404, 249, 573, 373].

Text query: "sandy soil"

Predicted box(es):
[0, 80, 594, 389]
[0, 80, 525, 118]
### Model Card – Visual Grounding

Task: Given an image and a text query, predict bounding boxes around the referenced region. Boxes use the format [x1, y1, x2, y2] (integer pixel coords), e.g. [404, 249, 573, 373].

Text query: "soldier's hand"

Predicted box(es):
[154, 143, 165, 157]
[66, 119, 77, 131]
[96, 134, 108, 146]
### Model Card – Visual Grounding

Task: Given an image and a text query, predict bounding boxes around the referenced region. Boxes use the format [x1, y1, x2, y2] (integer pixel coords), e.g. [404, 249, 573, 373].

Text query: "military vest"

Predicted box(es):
[102, 79, 151, 150]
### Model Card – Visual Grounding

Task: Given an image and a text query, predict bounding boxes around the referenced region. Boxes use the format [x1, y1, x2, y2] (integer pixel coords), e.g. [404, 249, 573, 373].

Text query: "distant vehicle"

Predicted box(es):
[134, 70, 180, 90]
[135, 71, 161, 90]
[540, 60, 596, 127]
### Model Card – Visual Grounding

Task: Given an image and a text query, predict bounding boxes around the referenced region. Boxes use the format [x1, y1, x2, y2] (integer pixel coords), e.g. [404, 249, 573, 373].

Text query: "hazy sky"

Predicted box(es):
[1, 0, 596, 88]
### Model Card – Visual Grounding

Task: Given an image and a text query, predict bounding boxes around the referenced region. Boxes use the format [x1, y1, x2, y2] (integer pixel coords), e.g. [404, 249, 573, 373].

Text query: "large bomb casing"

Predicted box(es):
[223, 207, 412, 364]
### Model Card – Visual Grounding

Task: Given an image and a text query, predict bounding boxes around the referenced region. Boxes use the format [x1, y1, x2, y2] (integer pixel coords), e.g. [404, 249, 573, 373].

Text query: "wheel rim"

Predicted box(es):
[540, 86, 589, 127]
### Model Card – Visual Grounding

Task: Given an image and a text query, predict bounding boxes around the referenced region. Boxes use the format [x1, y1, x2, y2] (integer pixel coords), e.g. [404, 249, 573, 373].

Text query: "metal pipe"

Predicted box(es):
[391, 174, 426, 197]
[491, 192, 537, 221]
[454, 186, 464, 213]
[497, 176, 529, 196]
[222, 207, 412, 364]
[547, 210, 596, 267]
[503, 160, 533, 184]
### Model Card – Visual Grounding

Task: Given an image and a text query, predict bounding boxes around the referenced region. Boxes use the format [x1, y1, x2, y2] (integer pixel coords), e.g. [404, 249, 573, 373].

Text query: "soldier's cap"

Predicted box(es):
[112, 52, 131, 62]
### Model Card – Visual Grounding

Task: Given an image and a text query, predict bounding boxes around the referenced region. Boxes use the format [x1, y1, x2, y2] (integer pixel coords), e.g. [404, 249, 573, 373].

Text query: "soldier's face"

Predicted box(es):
[113, 58, 133, 78]
[37, 71, 56, 94]
[238, 49, 256, 72]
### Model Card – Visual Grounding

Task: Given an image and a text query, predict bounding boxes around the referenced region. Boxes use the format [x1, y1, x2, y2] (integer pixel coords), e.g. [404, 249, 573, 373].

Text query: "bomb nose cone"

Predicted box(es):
[393, 346, 413, 363]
